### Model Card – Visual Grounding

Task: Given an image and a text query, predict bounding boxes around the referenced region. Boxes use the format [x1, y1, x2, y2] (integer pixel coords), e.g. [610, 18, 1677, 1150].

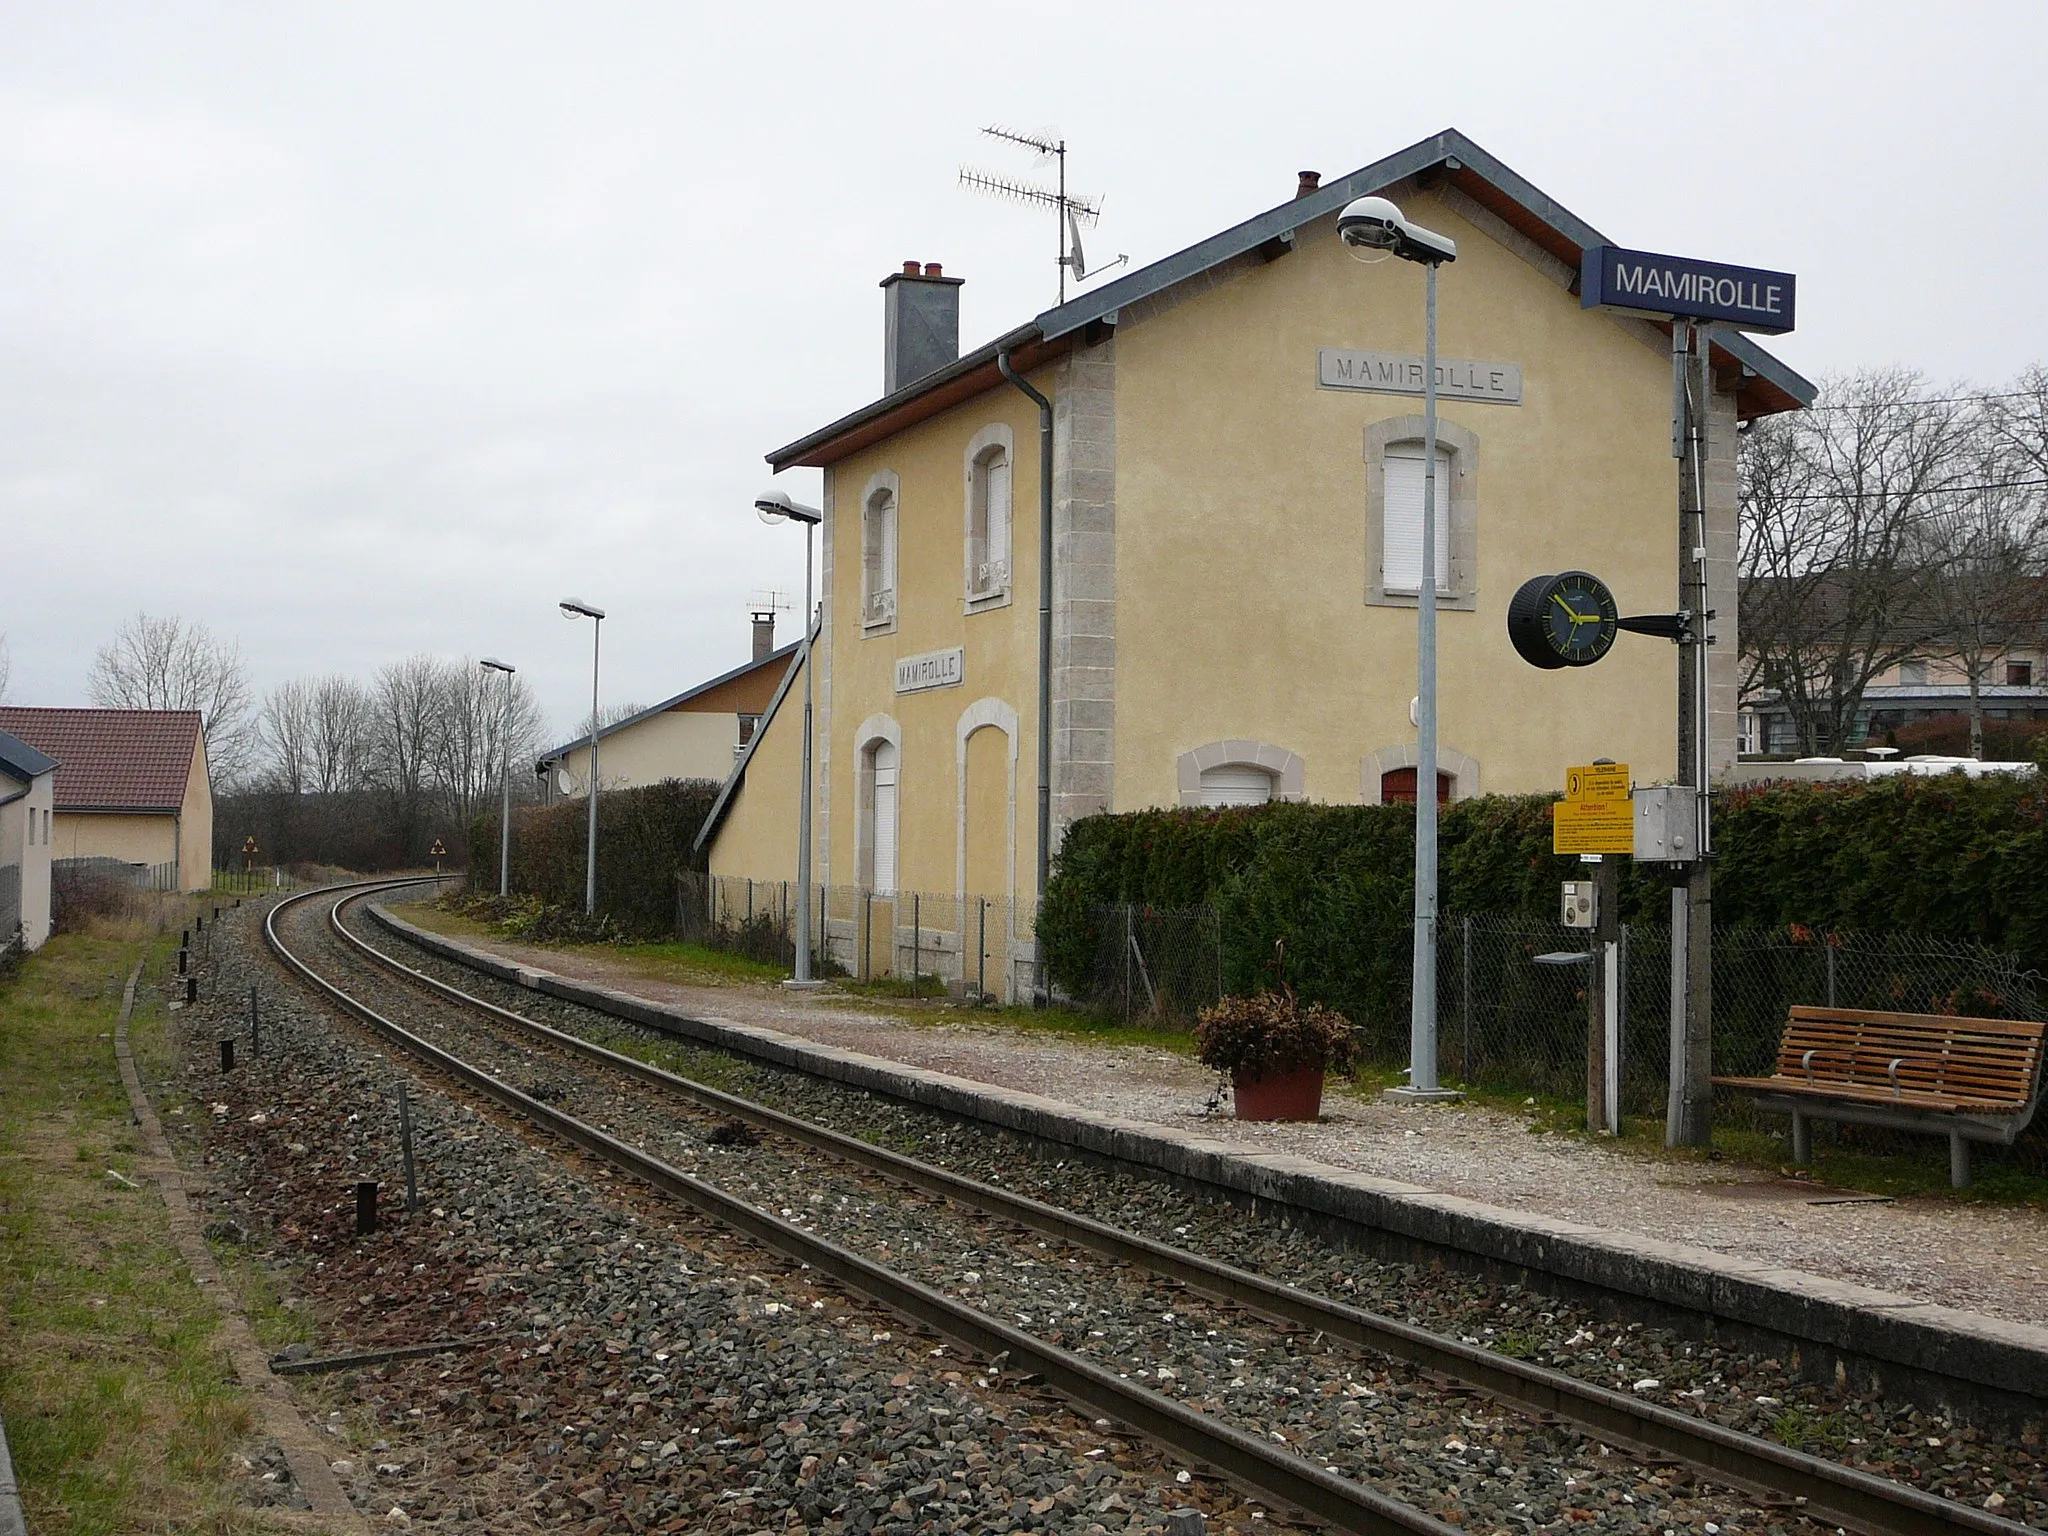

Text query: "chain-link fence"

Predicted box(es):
[675, 872, 1037, 1003]
[1066, 905, 1224, 1028]
[0, 863, 19, 945]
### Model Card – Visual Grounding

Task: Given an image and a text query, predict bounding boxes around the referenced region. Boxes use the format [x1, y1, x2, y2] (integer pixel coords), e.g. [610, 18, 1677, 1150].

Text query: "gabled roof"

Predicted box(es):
[0, 727, 58, 789]
[769, 127, 1815, 471]
[536, 640, 800, 767]
[692, 619, 817, 855]
[0, 707, 204, 813]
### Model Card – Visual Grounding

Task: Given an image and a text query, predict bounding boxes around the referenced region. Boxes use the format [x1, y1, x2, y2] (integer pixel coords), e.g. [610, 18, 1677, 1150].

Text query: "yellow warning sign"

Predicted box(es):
[1564, 762, 1630, 805]
[1555, 762, 1633, 854]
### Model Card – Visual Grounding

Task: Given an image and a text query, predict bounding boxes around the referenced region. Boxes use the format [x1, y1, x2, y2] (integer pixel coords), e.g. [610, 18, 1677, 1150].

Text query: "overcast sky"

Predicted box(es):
[4, 1, 2045, 745]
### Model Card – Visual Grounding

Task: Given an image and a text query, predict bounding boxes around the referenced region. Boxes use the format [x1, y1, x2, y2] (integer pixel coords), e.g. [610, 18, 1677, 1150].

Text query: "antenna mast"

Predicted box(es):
[960, 126, 1119, 304]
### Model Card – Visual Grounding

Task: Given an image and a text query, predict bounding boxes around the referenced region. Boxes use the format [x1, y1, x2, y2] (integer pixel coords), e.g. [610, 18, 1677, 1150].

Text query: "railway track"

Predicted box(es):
[265, 879, 2035, 1536]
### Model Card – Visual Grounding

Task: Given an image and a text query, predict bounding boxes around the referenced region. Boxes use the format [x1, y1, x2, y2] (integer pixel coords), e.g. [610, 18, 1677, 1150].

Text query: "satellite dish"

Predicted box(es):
[556, 768, 577, 795]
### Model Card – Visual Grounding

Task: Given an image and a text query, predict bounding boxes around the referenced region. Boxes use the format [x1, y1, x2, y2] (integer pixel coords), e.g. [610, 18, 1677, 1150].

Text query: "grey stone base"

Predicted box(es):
[370, 903, 2048, 1435]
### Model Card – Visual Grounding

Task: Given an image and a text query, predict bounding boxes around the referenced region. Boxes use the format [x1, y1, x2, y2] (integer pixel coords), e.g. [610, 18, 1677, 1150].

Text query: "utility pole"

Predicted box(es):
[1668, 322, 1714, 1148]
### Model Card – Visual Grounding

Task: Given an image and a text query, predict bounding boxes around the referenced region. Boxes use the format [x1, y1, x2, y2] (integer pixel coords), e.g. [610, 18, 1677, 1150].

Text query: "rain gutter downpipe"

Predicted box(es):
[998, 346, 1054, 1007]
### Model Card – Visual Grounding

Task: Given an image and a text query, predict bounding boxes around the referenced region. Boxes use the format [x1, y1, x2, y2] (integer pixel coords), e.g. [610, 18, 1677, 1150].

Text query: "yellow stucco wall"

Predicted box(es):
[1113, 194, 1678, 810]
[181, 734, 212, 891]
[558, 710, 744, 795]
[715, 183, 1695, 903]
[54, 812, 176, 869]
[818, 385, 1048, 901]
[705, 659, 806, 885]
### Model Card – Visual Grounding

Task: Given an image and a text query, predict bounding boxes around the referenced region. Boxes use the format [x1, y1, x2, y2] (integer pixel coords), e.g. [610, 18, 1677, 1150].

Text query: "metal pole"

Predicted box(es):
[997, 349, 1054, 1008]
[397, 1083, 419, 1214]
[1403, 257, 1449, 1097]
[793, 519, 816, 983]
[499, 669, 513, 897]
[585, 616, 602, 916]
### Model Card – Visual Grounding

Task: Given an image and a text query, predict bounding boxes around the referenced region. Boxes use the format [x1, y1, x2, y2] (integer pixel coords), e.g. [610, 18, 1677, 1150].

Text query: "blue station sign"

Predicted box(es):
[1580, 245, 1796, 334]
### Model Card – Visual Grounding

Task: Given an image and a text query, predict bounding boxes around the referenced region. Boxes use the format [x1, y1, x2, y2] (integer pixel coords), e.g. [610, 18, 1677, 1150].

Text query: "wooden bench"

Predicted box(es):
[1714, 1005, 2046, 1187]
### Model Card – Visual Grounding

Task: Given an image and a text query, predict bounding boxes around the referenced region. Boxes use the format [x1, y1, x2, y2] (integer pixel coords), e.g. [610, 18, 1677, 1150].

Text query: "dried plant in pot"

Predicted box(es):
[1194, 952, 1356, 1121]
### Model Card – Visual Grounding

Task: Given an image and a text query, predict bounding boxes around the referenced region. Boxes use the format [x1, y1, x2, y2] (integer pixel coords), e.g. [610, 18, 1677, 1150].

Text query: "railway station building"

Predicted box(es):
[698, 128, 1812, 996]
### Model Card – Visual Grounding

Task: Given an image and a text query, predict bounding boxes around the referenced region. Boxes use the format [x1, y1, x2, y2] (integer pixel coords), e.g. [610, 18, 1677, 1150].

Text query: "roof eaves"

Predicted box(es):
[765, 323, 1045, 471]
[692, 618, 814, 855]
[0, 728, 58, 782]
[536, 641, 801, 765]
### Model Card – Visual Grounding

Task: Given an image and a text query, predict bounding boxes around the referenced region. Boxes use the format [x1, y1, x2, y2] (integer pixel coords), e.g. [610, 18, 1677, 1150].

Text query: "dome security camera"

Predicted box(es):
[1338, 195, 1457, 266]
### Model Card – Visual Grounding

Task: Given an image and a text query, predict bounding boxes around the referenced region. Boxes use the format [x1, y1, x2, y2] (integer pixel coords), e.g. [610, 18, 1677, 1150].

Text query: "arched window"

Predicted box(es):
[863, 485, 897, 629]
[868, 739, 899, 894]
[967, 445, 1012, 598]
[1379, 767, 1453, 807]
[1198, 764, 1275, 806]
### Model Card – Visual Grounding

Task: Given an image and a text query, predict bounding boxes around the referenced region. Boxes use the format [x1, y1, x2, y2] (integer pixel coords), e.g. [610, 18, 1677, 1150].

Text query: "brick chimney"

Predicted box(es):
[881, 259, 964, 395]
[751, 609, 776, 662]
[1296, 170, 1321, 199]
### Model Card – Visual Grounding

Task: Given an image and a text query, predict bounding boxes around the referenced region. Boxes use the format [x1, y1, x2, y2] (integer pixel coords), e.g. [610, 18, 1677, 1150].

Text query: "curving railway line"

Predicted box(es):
[262, 879, 2039, 1536]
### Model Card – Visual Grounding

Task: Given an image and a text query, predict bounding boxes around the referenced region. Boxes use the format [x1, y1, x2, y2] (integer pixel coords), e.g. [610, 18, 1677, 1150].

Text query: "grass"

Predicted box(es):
[0, 922, 287, 1534]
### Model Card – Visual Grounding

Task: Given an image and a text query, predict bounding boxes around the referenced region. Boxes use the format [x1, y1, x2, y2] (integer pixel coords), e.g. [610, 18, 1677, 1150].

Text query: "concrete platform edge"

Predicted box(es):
[371, 905, 2048, 1410]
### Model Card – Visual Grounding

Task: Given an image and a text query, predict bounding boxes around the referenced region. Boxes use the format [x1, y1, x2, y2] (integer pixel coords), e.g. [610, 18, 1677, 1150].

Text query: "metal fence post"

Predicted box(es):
[1461, 914, 1472, 1084]
[1124, 905, 1134, 1023]
[862, 890, 872, 980]
[912, 892, 921, 997]
[1826, 939, 1837, 1009]
[978, 897, 988, 1000]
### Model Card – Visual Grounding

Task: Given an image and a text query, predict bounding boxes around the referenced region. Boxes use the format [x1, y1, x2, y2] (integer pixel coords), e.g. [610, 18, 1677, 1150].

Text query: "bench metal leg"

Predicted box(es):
[1950, 1133, 1971, 1189]
[1790, 1108, 1809, 1165]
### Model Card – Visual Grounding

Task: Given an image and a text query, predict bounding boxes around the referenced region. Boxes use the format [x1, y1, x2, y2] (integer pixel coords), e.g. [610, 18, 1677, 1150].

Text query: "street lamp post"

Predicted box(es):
[754, 489, 824, 989]
[480, 657, 516, 897]
[559, 599, 605, 916]
[1338, 194, 1461, 1102]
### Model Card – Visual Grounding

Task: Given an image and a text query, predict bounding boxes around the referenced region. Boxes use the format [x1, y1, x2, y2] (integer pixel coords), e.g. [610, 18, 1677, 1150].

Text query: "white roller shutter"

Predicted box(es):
[1198, 764, 1274, 807]
[987, 454, 1011, 571]
[1382, 443, 1452, 595]
[872, 742, 899, 894]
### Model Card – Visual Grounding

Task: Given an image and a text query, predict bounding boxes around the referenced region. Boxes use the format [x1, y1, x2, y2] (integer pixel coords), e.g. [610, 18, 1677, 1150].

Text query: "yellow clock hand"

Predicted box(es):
[1551, 592, 1590, 625]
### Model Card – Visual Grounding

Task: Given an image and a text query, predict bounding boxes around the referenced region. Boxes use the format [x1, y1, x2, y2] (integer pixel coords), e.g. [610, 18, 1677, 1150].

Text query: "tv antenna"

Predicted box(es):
[960, 125, 1126, 304]
[750, 588, 791, 620]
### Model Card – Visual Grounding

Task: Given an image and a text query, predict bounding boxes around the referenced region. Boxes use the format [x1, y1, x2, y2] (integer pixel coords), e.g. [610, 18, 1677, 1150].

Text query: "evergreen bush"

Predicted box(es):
[468, 777, 720, 940]
[1043, 774, 2048, 1014]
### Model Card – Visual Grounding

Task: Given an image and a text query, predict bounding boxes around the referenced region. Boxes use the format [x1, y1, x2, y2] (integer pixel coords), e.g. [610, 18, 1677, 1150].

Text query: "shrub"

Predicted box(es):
[470, 778, 720, 940]
[1194, 989, 1356, 1079]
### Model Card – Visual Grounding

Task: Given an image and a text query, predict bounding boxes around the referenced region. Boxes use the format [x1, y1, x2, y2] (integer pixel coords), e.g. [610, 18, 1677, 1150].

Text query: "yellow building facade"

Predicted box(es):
[702, 131, 1810, 997]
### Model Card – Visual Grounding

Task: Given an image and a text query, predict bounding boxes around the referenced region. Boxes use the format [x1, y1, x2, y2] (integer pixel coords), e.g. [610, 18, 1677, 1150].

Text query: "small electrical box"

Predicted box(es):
[1634, 786, 1700, 863]
[1562, 881, 1597, 929]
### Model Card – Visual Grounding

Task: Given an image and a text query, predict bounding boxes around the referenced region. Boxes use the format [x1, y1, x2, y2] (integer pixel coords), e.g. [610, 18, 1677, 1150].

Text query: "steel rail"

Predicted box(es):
[266, 882, 1460, 1536]
[342, 885, 2035, 1536]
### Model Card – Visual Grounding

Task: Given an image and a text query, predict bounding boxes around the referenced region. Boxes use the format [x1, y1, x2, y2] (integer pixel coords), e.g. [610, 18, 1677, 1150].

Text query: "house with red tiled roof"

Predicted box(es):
[0, 708, 213, 892]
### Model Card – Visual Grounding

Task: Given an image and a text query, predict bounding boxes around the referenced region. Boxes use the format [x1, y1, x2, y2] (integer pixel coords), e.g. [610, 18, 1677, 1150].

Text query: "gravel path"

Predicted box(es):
[396, 912, 2048, 1328]
[345, 899, 2048, 1525]
[167, 896, 1273, 1534]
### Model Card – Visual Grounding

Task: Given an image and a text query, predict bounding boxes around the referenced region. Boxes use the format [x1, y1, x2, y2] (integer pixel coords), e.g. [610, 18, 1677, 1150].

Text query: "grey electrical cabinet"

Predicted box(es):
[1634, 786, 1700, 863]
[1561, 881, 1597, 928]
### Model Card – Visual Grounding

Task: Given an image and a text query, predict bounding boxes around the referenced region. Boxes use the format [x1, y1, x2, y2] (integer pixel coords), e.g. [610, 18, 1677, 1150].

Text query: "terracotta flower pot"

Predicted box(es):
[1231, 1065, 1324, 1122]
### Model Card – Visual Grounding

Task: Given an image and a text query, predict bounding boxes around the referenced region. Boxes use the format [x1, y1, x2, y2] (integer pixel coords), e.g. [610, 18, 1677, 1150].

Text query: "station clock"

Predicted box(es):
[1507, 571, 1620, 669]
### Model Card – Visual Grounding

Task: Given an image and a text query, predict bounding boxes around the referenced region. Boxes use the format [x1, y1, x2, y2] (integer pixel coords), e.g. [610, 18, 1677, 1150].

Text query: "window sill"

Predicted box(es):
[964, 588, 1013, 616]
[1367, 587, 1477, 612]
[860, 616, 899, 638]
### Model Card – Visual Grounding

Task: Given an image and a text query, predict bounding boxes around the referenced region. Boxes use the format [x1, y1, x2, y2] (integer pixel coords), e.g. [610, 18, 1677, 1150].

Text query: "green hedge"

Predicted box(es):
[1043, 775, 2048, 1018]
[468, 778, 720, 939]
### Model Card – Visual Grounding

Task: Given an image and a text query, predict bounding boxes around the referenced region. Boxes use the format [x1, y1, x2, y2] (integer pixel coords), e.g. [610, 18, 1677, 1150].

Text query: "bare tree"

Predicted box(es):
[369, 655, 447, 860]
[258, 678, 319, 794]
[88, 612, 256, 784]
[1988, 364, 2048, 481]
[435, 660, 549, 826]
[1740, 369, 1973, 754]
[1913, 424, 2048, 757]
[0, 632, 11, 704]
[308, 675, 374, 794]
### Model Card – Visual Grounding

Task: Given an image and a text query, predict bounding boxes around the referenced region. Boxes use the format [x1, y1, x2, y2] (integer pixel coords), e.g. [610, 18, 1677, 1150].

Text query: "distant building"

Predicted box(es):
[1741, 648, 2048, 755]
[0, 727, 58, 950]
[536, 613, 799, 797]
[0, 708, 213, 892]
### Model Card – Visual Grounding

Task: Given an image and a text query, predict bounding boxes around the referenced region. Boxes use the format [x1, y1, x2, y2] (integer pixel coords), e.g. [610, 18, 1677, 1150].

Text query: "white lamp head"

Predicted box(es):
[560, 598, 605, 620]
[1337, 194, 1457, 266]
[754, 488, 821, 526]
[479, 656, 515, 674]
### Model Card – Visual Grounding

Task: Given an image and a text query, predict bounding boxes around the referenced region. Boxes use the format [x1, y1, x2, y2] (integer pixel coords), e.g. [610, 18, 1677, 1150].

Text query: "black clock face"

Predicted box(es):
[1507, 570, 1619, 669]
